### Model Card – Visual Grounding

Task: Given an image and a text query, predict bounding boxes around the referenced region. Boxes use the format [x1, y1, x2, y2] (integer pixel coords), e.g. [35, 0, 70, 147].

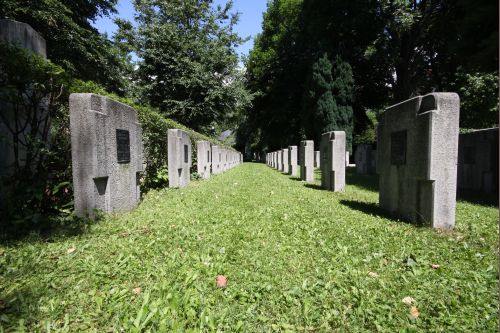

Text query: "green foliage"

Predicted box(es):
[353, 111, 378, 145]
[302, 54, 354, 151]
[240, 0, 499, 156]
[453, 71, 499, 129]
[0, 164, 497, 331]
[0, 42, 73, 236]
[118, 0, 252, 133]
[0, 0, 132, 95]
[0, 41, 235, 238]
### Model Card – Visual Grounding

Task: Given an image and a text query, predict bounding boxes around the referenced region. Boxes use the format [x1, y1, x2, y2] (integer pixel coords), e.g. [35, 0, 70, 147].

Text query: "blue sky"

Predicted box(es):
[92, 0, 268, 61]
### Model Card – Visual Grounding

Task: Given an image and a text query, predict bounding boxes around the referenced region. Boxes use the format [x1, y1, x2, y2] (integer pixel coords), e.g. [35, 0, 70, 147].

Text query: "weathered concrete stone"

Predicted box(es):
[69, 93, 143, 217]
[212, 145, 221, 174]
[288, 146, 298, 176]
[377, 93, 460, 229]
[281, 149, 289, 173]
[345, 152, 350, 167]
[320, 131, 346, 191]
[0, 20, 47, 178]
[168, 129, 192, 188]
[354, 144, 377, 174]
[277, 150, 282, 171]
[299, 140, 314, 181]
[196, 140, 211, 179]
[457, 128, 499, 193]
[314, 151, 321, 168]
[0, 19, 46, 57]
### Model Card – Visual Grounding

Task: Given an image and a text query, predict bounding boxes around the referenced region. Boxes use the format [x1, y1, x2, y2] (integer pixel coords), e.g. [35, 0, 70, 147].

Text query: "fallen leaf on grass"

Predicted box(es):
[402, 296, 415, 305]
[431, 264, 440, 269]
[368, 271, 379, 278]
[132, 287, 141, 295]
[410, 306, 420, 318]
[67, 247, 76, 254]
[216, 275, 228, 288]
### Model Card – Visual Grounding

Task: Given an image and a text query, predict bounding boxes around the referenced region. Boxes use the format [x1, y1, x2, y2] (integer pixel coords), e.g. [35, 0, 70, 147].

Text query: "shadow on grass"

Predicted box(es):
[339, 199, 425, 227]
[304, 183, 329, 191]
[346, 167, 379, 192]
[457, 190, 498, 207]
[0, 214, 98, 244]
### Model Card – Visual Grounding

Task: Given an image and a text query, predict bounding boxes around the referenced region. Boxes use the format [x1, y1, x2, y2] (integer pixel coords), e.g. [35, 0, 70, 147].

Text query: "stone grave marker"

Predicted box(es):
[70, 93, 143, 217]
[457, 128, 499, 193]
[355, 144, 377, 174]
[314, 151, 321, 168]
[299, 140, 314, 182]
[320, 131, 346, 191]
[168, 129, 192, 188]
[281, 149, 289, 173]
[197, 140, 211, 179]
[288, 145, 298, 176]
[377, 93, 460, 229]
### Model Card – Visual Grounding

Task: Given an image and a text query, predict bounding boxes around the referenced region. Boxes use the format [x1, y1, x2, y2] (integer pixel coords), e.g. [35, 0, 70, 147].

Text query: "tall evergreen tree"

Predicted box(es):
[331, 55, 354, 152]
[302, 54, 354, 151]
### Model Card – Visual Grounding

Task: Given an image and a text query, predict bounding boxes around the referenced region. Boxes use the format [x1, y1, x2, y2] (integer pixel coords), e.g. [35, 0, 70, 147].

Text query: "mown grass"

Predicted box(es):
[0, 163, 498, 332]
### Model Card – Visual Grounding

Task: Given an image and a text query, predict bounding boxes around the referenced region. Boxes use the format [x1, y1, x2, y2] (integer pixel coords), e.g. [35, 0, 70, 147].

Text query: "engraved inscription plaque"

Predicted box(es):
[391, 130, 407, 165]
[184, 144, 188, 163]
[116, 129, 130, 163]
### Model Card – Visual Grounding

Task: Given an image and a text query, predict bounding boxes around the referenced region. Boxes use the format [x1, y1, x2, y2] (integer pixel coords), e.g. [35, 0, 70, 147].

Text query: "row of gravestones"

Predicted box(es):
[268, 93, 465, 230]
[0, 20, 243, 219]
[354, 128, 499, 194]
[70, 93, 242, 218]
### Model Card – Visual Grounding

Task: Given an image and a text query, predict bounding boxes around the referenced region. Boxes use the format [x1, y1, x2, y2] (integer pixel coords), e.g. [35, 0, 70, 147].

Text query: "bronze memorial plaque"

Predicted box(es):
[116, 129, 131, 163]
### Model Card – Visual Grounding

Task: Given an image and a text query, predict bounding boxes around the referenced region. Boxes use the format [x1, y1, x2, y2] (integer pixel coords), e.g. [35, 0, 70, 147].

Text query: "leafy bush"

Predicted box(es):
[452, 71, 499, 129]
[0, 42, 237, 239]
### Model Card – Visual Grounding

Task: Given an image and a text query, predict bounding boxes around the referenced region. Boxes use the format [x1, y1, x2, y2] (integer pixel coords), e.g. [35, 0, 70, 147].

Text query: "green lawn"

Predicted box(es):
[1, 163, 498, 332]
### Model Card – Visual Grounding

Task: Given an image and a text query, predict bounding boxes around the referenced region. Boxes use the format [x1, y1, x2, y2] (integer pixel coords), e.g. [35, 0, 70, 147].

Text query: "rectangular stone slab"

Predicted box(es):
[377, 93, 460, 229]
[355, 144, 377, 174]
[168, 129, 192, 188]
[320, 131, 346, 192]
[70, 93, 143, 218]
[288, 146, 298, 176]
[314, 151, 321, 168]
[212, 145, 221, 174]
[197, 140, 211, 179]
[299, 140, 314, 182]
[281, 149, 289, 173]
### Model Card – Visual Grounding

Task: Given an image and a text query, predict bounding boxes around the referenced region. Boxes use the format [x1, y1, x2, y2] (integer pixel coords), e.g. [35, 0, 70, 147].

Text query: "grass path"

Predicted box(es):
[1, 163, 498, 332]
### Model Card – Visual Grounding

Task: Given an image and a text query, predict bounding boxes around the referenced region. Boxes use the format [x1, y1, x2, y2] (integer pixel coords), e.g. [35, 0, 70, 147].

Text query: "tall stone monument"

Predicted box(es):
[69, 93, 143, 217]
[355, 144, 377, 174]
[277, 150, 282, 171]
[314, 151, 321, 168]
[457, 128, 499, 193]
[197, 140, 211, 179]
[212, 145, 221, 174]
[320, 131, 346, 191]
[281, 149, 289, 173]
[0, 20, 47, 177]
[377, 93, 460, 229]
[168, 129, 192, 188]
[288, 146, 298, 176]
[299, 140, 314, 182]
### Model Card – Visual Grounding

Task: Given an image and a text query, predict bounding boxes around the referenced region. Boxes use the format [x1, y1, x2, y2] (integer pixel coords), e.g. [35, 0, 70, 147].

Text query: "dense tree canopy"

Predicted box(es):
[116, 0, 252, 133]
[238, 0, 499, 155]
[0, 0, 132, 95]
